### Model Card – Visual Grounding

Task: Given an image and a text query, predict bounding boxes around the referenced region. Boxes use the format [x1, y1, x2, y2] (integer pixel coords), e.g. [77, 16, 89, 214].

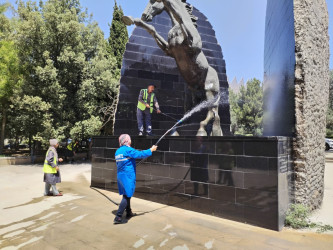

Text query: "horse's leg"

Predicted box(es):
[196, 90, 217, 136]
[211, 95, 223, 136]
[123, 16, 169, 54]
[197, 67, 223, 136]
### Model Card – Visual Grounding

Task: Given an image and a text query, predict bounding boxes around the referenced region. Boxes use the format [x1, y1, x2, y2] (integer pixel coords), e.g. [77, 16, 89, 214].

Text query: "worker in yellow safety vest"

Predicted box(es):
[65, 140, 79, 163]
[43, 139, 63, 196]
[137, 84, 161, 136]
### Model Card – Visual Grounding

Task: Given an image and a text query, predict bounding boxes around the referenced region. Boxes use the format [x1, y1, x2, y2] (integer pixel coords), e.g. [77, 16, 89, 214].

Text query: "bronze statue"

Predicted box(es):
[123, 0, 223, 136]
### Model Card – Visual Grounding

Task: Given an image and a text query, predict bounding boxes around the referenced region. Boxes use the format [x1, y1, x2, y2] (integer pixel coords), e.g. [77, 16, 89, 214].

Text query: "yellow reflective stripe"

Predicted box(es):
[143, 89, 147, 101]
[150, 93, 154, 107]
[67, 143, 73, 151]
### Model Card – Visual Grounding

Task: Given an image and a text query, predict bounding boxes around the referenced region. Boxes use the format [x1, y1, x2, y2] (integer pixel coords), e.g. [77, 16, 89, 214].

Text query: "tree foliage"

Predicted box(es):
[326, 70, 333, 137]
[10, 0, 120, 146]
[229, 78, 263, 136]
[7, 94, 55, 147]
[107, 1, 128, 69]
[0, 4, 22, 153]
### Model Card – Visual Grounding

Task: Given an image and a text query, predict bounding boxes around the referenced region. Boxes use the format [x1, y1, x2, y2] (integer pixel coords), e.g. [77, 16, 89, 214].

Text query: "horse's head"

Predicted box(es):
[142, 0, 165, 22]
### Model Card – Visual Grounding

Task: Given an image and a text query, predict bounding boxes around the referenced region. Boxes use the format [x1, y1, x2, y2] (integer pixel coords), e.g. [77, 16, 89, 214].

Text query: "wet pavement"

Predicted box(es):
[0, 163, 332, 250]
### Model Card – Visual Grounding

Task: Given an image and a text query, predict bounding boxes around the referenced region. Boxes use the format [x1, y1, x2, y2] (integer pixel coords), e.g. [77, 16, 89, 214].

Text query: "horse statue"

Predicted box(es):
[123, 0, 223, 136]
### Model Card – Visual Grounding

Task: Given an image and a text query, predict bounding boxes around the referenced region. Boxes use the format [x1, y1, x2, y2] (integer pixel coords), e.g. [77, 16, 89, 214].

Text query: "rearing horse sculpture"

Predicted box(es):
[123, 0, 223, 136]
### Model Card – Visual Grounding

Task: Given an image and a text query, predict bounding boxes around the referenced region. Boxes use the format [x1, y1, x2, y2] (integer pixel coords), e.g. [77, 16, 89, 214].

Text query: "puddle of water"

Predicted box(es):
[160, 239, 169, 247]
[70, 214, 88, 223]
[31, 222, 54, 232]
[3, 229, 25, 238]
[70, 206, 78, 210]
[146, 246, 154, 250]
[0, 194, 84, 226]
[39, 212, 59, 220]
[205, 239, 214, 249]
[169, 232, 177, 237]
[173, 244, 189, 250]
[162, 224, 172, 231]
[0, 221, 35, 236]
[1, 236, 43, 250]
[133, 238, 145, 248]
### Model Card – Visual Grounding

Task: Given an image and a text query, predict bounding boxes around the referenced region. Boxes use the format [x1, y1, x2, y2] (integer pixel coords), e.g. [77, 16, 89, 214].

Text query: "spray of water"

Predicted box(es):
[155, 93, 226, 146]
[137, 93, 227, 167]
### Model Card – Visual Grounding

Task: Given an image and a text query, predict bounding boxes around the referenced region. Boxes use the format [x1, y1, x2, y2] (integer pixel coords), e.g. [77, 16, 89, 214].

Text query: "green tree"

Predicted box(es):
[6, 94, 55, 149]
[0, 4, 22, 154]
[0, 3, 12, 39]
[15, 0, 119, 145]
[70, 116, 102, 141]
[229, 78, 263, 136]
[326, 70, 333, 137]
[107, 1, 128, 69]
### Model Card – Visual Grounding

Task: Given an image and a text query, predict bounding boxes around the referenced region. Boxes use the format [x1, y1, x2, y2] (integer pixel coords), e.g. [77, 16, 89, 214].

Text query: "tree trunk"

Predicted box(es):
[29, 134, 32, 152]
[0, 108, 6, 155]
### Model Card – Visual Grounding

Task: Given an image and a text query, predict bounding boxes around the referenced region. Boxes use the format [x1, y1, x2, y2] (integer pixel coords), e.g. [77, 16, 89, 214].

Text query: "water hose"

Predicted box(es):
[136, 119, 183, 167]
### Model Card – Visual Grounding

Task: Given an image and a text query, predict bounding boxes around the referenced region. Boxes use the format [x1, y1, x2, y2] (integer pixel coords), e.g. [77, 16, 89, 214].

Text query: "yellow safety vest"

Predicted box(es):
[67, 142, 73, 151]
[137, 89, 154, 113]
[43, 148, 58, 174]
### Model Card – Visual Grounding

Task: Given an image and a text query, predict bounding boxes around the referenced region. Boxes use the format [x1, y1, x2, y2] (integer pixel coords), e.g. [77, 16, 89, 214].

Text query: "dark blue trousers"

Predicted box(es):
[137, 108, 152, 135]
[116, 195, 131, 218]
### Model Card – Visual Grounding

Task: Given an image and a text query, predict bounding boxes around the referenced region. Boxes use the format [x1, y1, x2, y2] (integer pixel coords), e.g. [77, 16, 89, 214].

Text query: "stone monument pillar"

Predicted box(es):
[264, 0, 329, 209]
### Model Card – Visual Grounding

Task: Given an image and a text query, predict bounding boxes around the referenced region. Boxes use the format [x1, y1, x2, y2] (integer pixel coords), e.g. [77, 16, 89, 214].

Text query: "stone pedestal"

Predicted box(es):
[91, 136, 293, 231]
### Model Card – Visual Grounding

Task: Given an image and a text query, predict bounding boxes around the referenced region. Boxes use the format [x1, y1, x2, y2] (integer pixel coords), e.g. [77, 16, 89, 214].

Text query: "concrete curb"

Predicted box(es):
[0, 156, 44, 166]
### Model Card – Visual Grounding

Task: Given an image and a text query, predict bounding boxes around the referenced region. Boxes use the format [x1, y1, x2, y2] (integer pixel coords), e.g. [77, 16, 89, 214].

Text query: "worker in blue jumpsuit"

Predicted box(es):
[114, 134, 158, 224]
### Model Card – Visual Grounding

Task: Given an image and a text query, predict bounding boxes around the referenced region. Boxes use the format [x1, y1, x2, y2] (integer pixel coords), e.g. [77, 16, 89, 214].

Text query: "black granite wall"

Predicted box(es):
[91, 136, 294, 231]
[263, 0, 296, 136]
[114, 7, 230, 136]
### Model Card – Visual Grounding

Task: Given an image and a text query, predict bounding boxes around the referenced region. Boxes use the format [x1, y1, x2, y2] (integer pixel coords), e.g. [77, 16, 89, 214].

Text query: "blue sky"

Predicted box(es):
[4, 0, 333, 83]
[82, 0, 268, 83]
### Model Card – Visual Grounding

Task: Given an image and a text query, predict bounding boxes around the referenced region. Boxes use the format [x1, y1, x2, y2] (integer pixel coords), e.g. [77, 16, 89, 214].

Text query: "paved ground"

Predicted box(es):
[0, 163, 333, 250]
[309, 152, 333, 226]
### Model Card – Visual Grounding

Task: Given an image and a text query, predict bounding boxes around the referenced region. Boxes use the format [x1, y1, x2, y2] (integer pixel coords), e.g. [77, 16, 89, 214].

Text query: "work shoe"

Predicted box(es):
[54, 193, 63, 196]
[126, 210, 137, 219]
[139, 132, 143, 136]
[114, 216, 124, 224]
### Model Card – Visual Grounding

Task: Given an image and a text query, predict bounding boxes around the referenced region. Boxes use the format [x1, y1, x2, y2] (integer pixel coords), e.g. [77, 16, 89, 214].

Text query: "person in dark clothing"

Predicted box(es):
[65, 140, 79, 163]
[137, 84, 161, 135]
[114, 134, 157, 224]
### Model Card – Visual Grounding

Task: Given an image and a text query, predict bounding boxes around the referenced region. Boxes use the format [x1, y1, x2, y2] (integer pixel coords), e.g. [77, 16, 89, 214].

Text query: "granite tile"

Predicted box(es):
[216, 141, 244, 155]
[215, 170, 244, 188]
[236, 188, 278, 207]
[185, 181, 208, 198]
[209, 155, 236, 170]
[244, 173, 278, 192]
[208, 184, 235, 203]
[169, 166, 191, 180]
[236, 156, 269, 174]
[165, 152, 185, 166]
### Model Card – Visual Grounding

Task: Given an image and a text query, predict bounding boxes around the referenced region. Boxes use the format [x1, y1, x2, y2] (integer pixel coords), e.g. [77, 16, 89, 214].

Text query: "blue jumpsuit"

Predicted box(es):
[115, 145, 152, 197]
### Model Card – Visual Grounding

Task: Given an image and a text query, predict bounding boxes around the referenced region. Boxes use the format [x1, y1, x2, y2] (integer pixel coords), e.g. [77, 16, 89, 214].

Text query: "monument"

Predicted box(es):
[123, 0, 223, 136]
[91, 0, 329, 231]
[264, 0, 329, 210]
[113, 1, 231, 137]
